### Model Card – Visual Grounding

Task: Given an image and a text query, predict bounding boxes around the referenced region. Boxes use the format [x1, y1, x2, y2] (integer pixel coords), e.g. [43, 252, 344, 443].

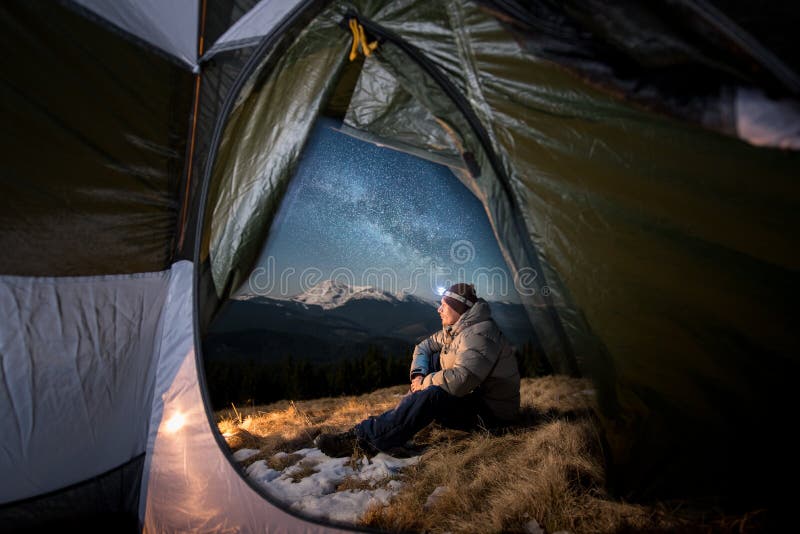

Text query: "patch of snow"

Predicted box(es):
[293, 487, 397, 523]
[243, 446, 419, 524]
[232, 448, 259, 461]
[245, 461, 282, 484]
[424, 485, 448, 509]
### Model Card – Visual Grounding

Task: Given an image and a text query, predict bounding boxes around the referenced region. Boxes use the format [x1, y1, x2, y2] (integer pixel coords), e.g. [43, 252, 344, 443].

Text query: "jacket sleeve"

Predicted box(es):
[421, 332, 499, 396]
[409, 331, 445, 379]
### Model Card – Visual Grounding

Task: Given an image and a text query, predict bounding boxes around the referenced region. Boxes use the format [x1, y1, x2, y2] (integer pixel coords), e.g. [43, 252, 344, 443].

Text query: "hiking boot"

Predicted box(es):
[314, 429, 373, 458]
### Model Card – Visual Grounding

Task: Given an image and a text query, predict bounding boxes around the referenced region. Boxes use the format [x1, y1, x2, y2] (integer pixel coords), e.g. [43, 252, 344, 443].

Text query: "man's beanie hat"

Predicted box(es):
[443, 283, 477, 316]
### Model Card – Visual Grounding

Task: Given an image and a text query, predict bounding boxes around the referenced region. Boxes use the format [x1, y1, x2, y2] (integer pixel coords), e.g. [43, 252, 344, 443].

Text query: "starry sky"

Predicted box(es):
[247, 116, 519, 302]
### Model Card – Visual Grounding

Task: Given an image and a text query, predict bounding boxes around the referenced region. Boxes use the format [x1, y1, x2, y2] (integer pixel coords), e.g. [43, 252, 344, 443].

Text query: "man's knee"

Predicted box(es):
[416, 386, 461, 410]
[402, 385, 450, 407]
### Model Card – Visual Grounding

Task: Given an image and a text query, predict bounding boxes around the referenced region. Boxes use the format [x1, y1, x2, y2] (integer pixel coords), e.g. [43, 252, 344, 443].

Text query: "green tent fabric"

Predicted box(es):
[0, 2, 193, 276]
[207, 7, 351, 299]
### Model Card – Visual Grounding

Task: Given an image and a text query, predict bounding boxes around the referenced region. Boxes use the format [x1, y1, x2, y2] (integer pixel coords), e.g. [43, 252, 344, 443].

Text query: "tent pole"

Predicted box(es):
[177, 0, 208, 252]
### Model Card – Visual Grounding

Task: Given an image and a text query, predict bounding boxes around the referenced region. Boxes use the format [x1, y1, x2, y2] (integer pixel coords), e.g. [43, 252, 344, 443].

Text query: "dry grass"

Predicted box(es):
[288, 459, 320, 482]
[216, 386, 407, 467]
[361, 419, 675, 534]
[359, 376, 682, 534]
[267, 452, 303, 471]
[336, 475, 398, 492]
[215, 377, 759, 533]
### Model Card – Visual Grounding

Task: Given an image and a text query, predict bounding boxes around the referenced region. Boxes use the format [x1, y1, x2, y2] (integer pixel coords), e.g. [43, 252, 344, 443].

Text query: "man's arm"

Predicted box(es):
[410, 375, 425, 392]
[409, 331, 446, 380]
[420, 333, 499, 396]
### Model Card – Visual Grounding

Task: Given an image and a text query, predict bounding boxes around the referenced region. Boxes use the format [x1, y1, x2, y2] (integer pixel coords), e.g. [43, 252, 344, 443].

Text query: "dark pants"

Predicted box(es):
[354, 386, 493, 452]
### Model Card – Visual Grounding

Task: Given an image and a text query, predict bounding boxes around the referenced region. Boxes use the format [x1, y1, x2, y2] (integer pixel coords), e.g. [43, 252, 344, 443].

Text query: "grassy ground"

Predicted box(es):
[216, 376, 766, 533]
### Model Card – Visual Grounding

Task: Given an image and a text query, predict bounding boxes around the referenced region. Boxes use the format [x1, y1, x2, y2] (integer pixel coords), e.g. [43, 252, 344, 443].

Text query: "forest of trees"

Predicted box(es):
[203, 340, 552, 410]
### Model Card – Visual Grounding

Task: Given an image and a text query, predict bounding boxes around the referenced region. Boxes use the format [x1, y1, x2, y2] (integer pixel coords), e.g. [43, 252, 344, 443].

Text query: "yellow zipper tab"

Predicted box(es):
[348, 18, 378, 61]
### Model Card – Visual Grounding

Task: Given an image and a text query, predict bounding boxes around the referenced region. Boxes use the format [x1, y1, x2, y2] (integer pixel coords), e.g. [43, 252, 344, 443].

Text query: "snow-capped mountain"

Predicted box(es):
[211, 280, 533, 363]
[225, 281, 439, 340]
[290, 279, 432, 309]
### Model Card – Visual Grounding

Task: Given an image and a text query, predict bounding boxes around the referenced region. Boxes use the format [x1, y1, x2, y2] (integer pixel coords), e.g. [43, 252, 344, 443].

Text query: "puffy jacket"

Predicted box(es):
[410, 299, 520, 421]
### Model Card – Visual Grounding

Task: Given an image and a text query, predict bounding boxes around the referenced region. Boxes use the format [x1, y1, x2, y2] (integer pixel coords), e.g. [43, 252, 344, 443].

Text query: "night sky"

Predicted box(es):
[246, 116, 519, 302]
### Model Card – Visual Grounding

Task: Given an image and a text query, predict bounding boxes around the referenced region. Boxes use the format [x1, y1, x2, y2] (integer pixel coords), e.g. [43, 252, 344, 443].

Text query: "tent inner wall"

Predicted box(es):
[203, 6, 353, 306]
[141, 260, 357, 532]
[0, 455, 143, 531]
[177, 0, 321, 262]
[176, 47, 256, 261]
[0, 2, 193, 277]
[0, 270, 170, 505]
[457, 5, 800, 499]
[70, 0, 200, 69]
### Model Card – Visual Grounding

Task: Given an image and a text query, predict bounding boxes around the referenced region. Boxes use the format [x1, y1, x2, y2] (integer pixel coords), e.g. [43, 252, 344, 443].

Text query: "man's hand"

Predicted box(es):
[410, 375, 424, 392]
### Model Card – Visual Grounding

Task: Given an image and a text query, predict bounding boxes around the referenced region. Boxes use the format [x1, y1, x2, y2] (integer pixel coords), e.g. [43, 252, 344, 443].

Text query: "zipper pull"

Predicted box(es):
[348, 18, 378, 61]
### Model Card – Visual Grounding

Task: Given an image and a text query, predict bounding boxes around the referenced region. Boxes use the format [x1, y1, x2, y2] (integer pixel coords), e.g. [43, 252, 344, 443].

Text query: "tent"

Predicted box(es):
[1, 0, 798, 530]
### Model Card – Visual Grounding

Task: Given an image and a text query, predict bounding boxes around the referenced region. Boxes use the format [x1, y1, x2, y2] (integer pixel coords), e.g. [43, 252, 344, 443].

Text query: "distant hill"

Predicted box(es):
[205, 280, 534, 363]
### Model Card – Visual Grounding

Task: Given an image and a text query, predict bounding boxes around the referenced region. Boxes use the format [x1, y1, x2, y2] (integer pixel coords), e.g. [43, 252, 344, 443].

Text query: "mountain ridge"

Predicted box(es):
[212, 280, 535, 362]
[236, 279, 437, 310]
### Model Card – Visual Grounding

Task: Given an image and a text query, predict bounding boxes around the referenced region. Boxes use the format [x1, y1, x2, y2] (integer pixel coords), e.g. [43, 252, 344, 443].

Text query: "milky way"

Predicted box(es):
[251, 116, 517, 301]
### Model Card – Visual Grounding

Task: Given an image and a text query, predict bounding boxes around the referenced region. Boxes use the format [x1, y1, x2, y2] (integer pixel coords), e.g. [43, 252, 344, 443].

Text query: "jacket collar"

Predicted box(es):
[444, 299, 492, 338]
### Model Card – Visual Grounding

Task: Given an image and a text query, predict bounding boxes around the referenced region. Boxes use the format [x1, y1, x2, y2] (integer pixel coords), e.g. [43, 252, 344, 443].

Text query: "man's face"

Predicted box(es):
[438, 298, 461, 327]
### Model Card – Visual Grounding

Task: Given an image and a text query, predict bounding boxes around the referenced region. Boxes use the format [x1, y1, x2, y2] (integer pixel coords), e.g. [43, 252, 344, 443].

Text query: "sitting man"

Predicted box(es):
[315, 283, 521, 457]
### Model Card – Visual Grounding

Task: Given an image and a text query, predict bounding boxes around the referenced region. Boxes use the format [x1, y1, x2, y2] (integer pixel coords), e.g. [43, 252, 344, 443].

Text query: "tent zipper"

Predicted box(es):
[345, 12, 578, 373]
